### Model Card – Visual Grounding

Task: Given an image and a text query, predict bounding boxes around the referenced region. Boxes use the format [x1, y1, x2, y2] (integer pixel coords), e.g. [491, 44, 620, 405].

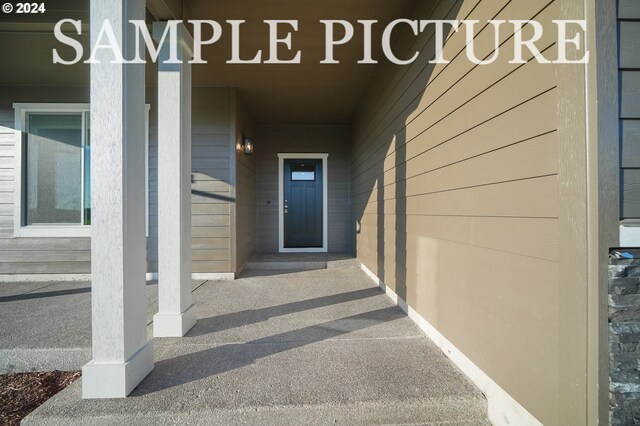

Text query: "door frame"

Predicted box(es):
[278, 153, 329, 253]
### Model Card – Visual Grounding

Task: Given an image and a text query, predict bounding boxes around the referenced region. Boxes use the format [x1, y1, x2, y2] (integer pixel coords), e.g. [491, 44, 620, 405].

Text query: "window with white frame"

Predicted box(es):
[13, 103, 150, 238]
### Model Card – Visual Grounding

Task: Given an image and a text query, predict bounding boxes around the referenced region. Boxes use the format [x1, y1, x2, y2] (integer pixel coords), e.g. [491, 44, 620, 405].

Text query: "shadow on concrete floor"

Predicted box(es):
[21, 268, 489, 425]
[0, 287, 91, 303]
[187, 287, 384, 337]
[136, 306, 402, 395]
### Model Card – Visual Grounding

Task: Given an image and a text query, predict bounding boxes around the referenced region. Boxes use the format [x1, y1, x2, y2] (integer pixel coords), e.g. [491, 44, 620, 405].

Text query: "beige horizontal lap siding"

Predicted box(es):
[351, 0, 561, 424]
[148, 87, 233, 274]
[256, 125, 352, 254]
[0, 86, 92, 276]
[619, 2, 640, 219]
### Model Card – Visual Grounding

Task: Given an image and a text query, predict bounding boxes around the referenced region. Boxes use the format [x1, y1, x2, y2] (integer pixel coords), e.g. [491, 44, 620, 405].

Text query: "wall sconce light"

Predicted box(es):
[242, 133, 254, 156]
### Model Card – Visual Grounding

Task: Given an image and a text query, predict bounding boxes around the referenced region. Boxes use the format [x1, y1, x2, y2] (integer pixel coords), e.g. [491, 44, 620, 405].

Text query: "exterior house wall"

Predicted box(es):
[350, 0, 562, 424]
[0, 85, 234, 277]
[0, 86, 93, 275]
[174, 87, 233, 275]
[233, 92, 257, 273]
[255, 125, 352, 254]
[619, 1, 640, 220]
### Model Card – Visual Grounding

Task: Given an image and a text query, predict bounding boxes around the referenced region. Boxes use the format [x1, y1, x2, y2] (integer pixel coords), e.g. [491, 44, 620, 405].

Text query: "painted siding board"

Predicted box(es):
[619, 22, 640, 69]
[619, 0, 640, 19]
[622, 169, 640, 218]
[621, 71, 640, 119]
[191, 237, 230, 250]
[621, 120, 640, 168]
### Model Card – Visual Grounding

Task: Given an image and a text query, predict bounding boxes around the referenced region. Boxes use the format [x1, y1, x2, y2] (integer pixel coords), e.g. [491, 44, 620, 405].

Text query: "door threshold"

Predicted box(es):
[279, 248, 328, 253]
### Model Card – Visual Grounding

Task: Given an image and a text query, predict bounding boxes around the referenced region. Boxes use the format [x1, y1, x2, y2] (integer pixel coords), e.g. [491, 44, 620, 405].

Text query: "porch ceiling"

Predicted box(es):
[184, 0, 415, 124]
[0, 0, 415, 125]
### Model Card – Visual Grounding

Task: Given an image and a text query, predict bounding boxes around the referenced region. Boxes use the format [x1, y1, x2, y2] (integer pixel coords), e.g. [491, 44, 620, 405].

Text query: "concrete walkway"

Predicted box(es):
[0, 279, 163, 373]
[15, 266, 488, 425]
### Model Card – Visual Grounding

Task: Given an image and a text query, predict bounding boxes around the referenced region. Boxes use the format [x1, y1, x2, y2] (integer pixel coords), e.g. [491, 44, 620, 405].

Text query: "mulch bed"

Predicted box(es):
[0, 371, 81, 425]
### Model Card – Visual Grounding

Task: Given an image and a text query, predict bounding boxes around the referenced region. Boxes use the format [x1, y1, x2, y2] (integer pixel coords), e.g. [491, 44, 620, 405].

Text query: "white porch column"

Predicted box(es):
[82, 0, 153, 398]
[153, 22, 197, 337]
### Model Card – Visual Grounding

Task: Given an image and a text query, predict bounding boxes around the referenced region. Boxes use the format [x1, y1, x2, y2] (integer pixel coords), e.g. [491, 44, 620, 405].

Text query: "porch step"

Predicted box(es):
[245, 259, 327, 271]
[244, 253, 360, 271]
[25, 393, 489, 425]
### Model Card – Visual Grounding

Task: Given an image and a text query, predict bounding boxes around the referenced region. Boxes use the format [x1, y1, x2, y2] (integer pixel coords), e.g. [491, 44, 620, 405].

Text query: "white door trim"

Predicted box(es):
[278, 153, 328, 253]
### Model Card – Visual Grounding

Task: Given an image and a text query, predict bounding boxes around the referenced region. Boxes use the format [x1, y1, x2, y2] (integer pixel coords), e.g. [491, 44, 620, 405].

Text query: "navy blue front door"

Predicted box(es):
[283, 159, 323, 248]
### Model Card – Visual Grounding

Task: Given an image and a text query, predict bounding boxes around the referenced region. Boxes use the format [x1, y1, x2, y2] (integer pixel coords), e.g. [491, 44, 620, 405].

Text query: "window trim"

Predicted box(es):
[13, 103, 150, 238]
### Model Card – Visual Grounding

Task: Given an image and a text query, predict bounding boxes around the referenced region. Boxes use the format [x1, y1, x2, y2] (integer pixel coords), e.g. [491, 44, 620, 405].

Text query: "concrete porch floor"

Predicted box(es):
[4, 265, 488, 425]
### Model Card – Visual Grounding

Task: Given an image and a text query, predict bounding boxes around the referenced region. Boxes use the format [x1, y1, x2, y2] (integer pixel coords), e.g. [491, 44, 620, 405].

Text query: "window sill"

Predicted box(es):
[14, 226, 91, 238]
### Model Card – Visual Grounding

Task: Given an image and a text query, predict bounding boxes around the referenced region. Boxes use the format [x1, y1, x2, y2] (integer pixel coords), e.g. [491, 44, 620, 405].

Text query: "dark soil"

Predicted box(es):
[0, 371, 80, 425]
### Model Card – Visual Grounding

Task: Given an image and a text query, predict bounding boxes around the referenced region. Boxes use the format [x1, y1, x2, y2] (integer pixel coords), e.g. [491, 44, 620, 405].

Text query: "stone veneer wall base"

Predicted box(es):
[609, 250, 640, 425]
